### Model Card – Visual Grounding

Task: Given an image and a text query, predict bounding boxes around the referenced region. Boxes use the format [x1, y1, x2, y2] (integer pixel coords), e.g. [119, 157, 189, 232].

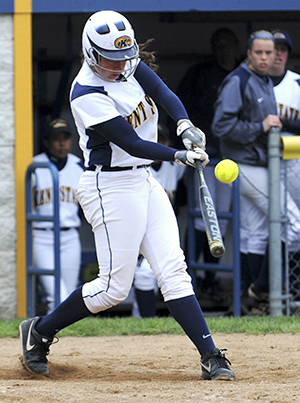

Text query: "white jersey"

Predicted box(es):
[70, 60, 158, 168]
[274, 69, 300, 136]
[274, 69, 300, 220]
[32, 153, 84, 229]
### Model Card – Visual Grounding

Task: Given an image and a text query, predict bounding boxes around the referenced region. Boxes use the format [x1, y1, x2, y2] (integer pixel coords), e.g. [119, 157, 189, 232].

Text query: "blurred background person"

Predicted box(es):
[212, 30, 280, 310]
[32, 118, 84, 314]
[248, 30, 300, 304]
[212, 30, 300, 315]
[176, 28, 240, 299]
[270, 31, 300, 212]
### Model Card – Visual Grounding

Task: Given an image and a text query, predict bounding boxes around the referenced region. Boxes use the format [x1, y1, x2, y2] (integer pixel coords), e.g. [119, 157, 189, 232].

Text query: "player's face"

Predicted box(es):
[45, 132, 72, 159]
[247, 39, 275, 75]
[95, 58, 127, 81]
[272, 43, 289, 74]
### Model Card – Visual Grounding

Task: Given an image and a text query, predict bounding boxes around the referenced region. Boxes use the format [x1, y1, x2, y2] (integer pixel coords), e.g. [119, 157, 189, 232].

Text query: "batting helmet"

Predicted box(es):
[82, 10, 139, 81]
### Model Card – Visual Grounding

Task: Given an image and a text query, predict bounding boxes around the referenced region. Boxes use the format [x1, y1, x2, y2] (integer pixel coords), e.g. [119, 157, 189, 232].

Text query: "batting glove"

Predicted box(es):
[175, 148, 209, 168]
[176, 120, 206, 150]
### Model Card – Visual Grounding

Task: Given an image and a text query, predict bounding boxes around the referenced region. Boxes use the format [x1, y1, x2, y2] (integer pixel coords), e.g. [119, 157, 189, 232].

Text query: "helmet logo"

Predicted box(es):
[115, 36, 132, 49]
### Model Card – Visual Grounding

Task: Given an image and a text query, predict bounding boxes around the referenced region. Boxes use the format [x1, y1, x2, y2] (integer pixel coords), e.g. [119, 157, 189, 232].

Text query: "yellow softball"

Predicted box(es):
[214, 159, 239, 184]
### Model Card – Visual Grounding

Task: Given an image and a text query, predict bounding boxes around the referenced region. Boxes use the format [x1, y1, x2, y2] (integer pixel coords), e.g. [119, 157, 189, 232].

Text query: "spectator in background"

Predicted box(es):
[133, 123, 186, 317]
[177, 28, 240, 297]
[212, 30, 300, 314]
[269, 31, 300, 211]
[248, 30, 300, 303]
[177, 27, 240, 147]
[32, 118, 84, 314]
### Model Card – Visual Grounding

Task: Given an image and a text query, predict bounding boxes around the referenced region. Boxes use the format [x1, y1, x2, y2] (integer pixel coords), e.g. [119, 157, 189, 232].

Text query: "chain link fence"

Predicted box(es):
[281, 157, 300, 315]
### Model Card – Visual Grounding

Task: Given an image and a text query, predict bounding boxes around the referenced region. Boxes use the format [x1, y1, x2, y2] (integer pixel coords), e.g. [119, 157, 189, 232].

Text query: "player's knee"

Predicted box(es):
[112, 288, 131, 305]
[82, 278, 132, 312]
[157, 268, 193, 301]
[96, 288, 131, 311]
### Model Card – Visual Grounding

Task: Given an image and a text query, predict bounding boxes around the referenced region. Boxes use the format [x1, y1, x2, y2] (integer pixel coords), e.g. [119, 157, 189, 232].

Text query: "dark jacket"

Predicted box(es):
[212, 62, 277, 166]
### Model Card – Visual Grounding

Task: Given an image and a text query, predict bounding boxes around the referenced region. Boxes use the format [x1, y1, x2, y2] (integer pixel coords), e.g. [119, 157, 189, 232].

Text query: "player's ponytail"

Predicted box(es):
[139, 39, 159, 73]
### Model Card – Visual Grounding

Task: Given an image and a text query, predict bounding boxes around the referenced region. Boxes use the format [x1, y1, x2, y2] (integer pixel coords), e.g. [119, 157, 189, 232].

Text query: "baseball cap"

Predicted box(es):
[272, 30, 293, 53]
[44, 118, 72, 139]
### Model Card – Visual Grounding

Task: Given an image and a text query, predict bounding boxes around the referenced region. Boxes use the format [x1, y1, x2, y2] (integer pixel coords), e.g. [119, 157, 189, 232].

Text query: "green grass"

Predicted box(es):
[1, 315, 300, 338]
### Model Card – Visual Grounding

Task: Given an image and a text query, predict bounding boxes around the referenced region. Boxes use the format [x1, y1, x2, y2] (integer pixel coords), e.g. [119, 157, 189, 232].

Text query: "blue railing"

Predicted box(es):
[186, 159, 241, 316]
[25, 161, 61, 317]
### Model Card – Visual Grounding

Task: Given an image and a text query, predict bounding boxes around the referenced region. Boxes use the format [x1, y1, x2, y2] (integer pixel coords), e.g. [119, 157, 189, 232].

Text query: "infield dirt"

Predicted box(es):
[1, 333, 299, 402]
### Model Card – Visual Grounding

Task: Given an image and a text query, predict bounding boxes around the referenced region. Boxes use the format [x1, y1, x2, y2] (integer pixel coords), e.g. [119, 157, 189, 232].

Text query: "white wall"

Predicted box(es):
[0, 14, 16, 318]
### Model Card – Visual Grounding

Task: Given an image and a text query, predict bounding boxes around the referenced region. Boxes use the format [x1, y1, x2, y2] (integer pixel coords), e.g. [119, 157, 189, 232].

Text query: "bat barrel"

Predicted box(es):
[210, 241, 226, 258]
[195, 160, 226, 258]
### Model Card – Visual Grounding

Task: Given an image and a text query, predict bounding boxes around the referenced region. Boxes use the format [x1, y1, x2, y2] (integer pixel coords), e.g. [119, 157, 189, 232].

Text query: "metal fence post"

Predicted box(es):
[25, 161, 61, 317]
[268, 127, 282, 316]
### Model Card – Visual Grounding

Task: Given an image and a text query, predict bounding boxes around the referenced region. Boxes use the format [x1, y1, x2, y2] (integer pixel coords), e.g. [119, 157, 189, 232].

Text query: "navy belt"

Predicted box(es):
[87, 164, 150, 172]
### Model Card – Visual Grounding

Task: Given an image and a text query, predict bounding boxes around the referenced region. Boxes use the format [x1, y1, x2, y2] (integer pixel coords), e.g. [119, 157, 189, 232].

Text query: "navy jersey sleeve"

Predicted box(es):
[282, 120, 300, 134]
[134, 61, 189, 123]
[92, 116, 177, 161]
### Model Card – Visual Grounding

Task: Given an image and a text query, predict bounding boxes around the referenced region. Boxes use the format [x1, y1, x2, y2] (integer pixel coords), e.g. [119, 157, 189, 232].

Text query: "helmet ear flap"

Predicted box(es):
[84, 47, 100, 67]
[91, 49, 99, 65]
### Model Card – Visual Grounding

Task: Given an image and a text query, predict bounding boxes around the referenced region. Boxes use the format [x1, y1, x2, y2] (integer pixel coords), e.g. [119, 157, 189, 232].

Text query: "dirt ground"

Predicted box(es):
[1, 333, 299, 402]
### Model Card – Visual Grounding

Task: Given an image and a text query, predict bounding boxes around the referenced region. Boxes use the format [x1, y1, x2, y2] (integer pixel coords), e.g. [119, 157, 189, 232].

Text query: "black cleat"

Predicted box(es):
[200, 348, 235, 380]
[19, 317, 54, 375]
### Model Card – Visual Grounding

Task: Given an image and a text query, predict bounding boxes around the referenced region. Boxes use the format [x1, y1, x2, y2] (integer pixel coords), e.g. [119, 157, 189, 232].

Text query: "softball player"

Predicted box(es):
[247, 31, 300, 301]
[270, 31, 300, 218]
[20, 10, 234, 381]
[212, 30, 300, 298]
[32, 119, 84, 313]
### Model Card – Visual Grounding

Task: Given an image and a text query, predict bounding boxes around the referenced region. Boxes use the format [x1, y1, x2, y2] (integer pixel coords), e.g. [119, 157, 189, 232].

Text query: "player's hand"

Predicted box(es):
[174, 148, 209, 168]
[262, 115, 282, 133]
[176, 120, 206, 150]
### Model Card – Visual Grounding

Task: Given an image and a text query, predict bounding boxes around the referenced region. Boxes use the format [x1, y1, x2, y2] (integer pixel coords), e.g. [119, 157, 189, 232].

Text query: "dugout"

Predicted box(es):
[1, 1, 300, 318]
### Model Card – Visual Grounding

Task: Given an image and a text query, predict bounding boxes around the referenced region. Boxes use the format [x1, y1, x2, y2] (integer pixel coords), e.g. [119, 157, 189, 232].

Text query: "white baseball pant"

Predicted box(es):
[76, 168, 194, 314]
